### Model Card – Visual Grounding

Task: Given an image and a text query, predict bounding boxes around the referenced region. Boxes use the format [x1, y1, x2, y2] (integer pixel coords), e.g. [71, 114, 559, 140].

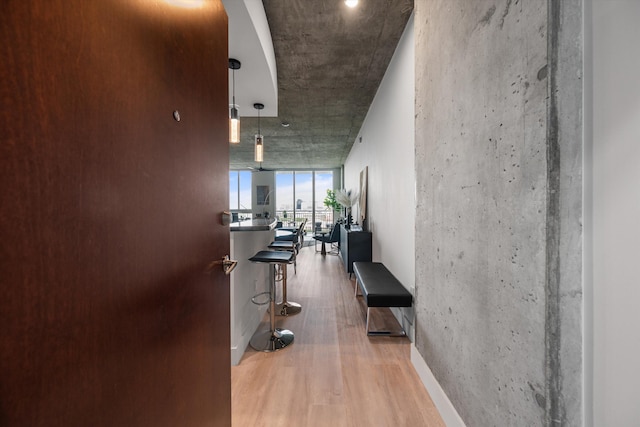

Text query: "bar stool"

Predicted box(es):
[270, 236, 298, 273]
[267, 240, 302, 316]
[248, 250, 295, 352]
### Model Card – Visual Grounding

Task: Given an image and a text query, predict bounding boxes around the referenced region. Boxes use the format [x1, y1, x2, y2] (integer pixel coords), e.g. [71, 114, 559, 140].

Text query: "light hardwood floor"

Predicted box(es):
[231, 244, 446, 427]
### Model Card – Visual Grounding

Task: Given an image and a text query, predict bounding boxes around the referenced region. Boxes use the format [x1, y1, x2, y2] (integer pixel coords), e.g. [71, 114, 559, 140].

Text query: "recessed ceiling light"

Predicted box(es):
[345, 0, 358, 8]
[281, 121, 290, 128]
[164, 0, 205, 8]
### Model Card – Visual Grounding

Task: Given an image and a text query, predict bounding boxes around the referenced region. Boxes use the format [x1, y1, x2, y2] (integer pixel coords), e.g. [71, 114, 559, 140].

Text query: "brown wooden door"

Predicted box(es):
[0, 1, 231, 425]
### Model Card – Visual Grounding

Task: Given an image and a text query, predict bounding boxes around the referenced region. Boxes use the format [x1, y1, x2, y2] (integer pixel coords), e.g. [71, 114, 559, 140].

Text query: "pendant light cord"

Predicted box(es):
[232, 67, 236, 106]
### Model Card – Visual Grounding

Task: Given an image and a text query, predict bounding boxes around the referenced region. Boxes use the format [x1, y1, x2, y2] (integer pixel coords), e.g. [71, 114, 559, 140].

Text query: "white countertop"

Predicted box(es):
[229, 218, 277, 232]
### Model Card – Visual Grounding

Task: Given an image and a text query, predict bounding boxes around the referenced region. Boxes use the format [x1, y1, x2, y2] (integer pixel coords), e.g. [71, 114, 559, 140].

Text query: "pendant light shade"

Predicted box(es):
[254, 103, 264, 162]
[229, 105, 240, 143]
[254, 134, 264, 163]
[229, 58, 241, 144]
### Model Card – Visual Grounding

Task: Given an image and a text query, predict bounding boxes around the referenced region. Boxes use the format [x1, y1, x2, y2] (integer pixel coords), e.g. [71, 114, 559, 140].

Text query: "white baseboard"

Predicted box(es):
[411, 344, 467, 427]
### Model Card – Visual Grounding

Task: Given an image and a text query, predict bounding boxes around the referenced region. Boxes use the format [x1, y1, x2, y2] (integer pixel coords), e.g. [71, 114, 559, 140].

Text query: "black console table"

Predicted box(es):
[339, 225, 372, 275]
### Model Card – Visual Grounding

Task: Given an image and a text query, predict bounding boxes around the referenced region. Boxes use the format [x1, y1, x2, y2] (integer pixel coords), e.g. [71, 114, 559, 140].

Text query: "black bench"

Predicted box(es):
[352, 262, 413, 336]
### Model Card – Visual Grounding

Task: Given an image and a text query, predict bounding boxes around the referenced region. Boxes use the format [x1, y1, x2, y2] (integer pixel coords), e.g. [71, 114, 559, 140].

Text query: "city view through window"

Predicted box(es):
[276, 171, 335, 232]
[230, 170, 337, 232]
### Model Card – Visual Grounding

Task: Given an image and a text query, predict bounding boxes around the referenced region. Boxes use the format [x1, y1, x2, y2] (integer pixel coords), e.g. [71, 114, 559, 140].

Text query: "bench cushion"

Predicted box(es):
[353, 262, 412, 308]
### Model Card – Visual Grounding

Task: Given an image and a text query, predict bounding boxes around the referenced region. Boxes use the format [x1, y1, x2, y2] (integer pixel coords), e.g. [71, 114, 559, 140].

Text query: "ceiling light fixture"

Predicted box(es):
[254, 103, 264, 163]
[345, 0, 358, 8]
[164, 0, 205, 9]
[229, 58, 241, 144]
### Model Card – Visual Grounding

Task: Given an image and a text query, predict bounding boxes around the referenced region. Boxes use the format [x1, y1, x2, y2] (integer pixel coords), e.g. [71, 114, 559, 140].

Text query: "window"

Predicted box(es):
[294, 170, 313, 212]
[275, 171, 294, 224]
[314, 171, 334, 229]
[229, 170, 252, 213]
[275, 170, 335, 232]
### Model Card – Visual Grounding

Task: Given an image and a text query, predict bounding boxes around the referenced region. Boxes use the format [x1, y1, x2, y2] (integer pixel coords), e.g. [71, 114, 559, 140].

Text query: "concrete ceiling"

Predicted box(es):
[227, 0, 414, 170]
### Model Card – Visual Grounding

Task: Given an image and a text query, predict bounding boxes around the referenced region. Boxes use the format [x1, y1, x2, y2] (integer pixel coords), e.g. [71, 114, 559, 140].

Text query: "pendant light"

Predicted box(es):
[254, 103, 264, 163]
[229, 58, 241, 144]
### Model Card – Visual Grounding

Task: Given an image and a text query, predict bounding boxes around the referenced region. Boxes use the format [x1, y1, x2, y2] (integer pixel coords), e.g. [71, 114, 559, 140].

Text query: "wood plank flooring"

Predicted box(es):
[231, 244, 445, 427]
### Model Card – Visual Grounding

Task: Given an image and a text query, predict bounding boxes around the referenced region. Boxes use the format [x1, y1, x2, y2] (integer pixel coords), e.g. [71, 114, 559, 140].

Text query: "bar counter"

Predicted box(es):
[230, 218, 278, 232]
[229, 218, 277, 365]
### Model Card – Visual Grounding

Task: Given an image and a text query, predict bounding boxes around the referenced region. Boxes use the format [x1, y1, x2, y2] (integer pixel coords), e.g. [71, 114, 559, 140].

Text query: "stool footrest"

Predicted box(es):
[251, 291, 271, 306]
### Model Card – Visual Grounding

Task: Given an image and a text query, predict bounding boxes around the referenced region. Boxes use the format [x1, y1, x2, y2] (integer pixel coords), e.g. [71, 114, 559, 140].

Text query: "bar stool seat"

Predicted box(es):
[267, 240, 298, 274]
[267, 240, 296, 251]
[249, 250, 294, 264]
[248, 250, 295, 352]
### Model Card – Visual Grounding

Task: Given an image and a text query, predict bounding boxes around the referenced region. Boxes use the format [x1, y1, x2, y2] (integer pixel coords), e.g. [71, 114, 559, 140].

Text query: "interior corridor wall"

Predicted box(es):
[414, 1, 583, 426]
[588, 1, 640, 425]
[344, 14, 416, 338]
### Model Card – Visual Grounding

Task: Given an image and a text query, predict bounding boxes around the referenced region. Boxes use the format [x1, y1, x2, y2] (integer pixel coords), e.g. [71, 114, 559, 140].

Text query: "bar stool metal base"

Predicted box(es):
[275, 301, 302, 316]
[249, 328, 294, 352]
[247, 251, 297, 353]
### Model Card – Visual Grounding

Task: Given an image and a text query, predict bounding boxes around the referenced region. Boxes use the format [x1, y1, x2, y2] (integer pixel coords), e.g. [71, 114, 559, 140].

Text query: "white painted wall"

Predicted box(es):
[344, 14, 415, 338]
[587, 1, 640, 425]
[229, 228, 273, 365]
[251, 171, 275, 219]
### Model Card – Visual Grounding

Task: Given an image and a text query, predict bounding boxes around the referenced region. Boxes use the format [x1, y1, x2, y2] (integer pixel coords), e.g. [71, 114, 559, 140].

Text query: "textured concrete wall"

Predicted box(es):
[547, 1, 583, 424]
[414, 1, 582, 425]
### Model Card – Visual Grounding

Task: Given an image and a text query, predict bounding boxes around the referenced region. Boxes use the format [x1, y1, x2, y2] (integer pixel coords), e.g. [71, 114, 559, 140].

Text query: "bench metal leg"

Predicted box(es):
[354, 276, 407, 337]
[365, 307, 407, 337]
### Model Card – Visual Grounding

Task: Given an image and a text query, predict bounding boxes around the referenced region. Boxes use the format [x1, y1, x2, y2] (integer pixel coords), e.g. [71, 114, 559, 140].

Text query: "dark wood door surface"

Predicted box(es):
[0, 1, 231, 425]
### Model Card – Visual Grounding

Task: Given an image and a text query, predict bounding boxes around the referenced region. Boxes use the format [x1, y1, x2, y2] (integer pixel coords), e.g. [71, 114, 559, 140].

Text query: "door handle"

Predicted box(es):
[206, 255, 238, 275]
[221, 211, 232, 226]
